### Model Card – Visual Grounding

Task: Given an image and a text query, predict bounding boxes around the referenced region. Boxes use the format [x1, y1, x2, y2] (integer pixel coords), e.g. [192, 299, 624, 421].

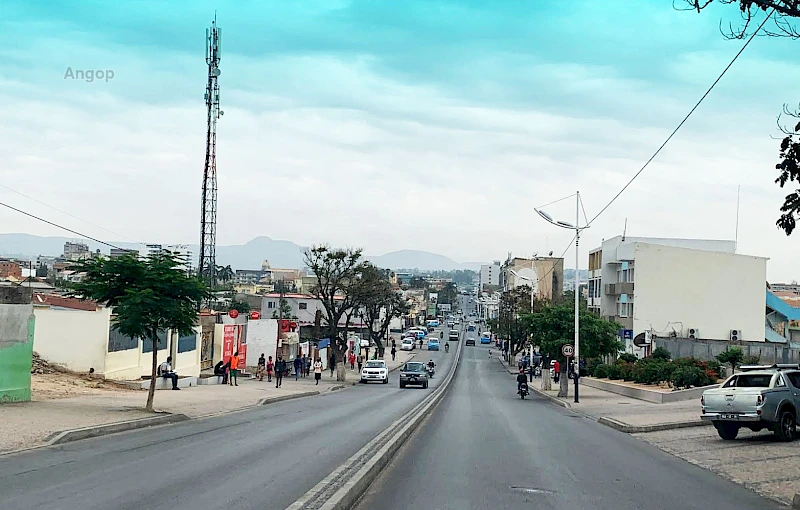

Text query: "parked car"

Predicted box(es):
[401, 338, 415, 351]
[360, 360, 389, 384]
[480, 335, 491, 344]
[399, 361, 429, 388]
[427, 339, 440, 351]
[701, 364, 800, 441]
[465, 337, 476, 346]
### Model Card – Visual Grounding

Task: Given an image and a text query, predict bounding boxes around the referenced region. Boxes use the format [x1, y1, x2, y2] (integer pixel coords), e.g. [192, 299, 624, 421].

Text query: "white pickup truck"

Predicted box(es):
[701, 364, 800, 441]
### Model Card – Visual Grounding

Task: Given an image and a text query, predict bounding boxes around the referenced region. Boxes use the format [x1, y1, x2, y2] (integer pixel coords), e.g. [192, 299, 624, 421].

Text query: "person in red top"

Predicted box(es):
[553, 359, 561, 383]
[229, 351, 240, 386]
[266, 355, 274, 382]
[349, 352, 356, 370]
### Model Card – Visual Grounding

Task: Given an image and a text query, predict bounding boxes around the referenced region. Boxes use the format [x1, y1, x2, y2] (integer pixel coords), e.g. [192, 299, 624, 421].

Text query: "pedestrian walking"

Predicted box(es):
[357, 354, 363, 373]
[301, 355, 308, 377]
[228, 352, 240, 386]
[313, 358, 323, 385]
[329, 353, 336, 377]
[256, 353, 266, 381]
[390, 345, 396, 361]
[266, 355, 274, 382]
[349, 351, 356, 370]
[305, 356, 312, 377]
[275, 356, 286, 388]
[293, 356, 302, 381]
[553, 359, 561, 384]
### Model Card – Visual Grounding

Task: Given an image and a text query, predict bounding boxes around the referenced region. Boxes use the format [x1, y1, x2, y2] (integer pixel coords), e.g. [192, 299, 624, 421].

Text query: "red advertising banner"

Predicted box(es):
[222, 325, 235, 360]
[235, 324, 247, 367]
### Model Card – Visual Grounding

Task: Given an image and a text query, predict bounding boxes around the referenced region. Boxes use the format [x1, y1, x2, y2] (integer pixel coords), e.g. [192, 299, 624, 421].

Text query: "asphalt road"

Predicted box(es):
[0, 322, 462, 510]
[355, 339, 784, 510]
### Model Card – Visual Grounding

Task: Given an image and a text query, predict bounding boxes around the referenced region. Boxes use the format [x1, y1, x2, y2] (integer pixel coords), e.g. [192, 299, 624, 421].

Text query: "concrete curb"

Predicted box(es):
[45, 413, 191, 445]
[257, 391, 321, 406]
[285, 333, 463, 510]
[597, 416, 711, 434]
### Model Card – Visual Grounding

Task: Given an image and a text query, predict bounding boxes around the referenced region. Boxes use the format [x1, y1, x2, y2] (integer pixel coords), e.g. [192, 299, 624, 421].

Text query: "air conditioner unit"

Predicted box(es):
[730, 329, 741, 341]
[688, 328, 699, 339]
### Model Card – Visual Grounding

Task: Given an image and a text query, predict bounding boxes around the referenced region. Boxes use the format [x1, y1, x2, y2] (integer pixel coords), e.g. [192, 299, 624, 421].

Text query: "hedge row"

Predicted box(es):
[593, 356, 720, 389]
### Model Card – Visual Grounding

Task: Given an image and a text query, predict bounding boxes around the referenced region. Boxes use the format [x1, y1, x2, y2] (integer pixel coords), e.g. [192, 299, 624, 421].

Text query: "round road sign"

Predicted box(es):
[562, 344, 574, 357]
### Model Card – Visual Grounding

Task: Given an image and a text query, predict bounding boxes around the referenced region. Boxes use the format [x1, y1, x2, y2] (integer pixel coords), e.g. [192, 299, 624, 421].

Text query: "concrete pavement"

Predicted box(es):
[355, 338, 782, 510]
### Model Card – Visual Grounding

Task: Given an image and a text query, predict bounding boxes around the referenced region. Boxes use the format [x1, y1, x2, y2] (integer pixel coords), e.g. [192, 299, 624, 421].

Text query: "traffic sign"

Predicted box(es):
[562, 344, 574, 357]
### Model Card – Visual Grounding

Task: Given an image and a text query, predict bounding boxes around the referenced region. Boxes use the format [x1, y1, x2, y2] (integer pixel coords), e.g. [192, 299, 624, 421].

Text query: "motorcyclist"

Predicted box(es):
[445, 342, 450, 352]
[427, 359, 435, 369]
[517, 368, 529, 392]
[440, 331, 443, 339]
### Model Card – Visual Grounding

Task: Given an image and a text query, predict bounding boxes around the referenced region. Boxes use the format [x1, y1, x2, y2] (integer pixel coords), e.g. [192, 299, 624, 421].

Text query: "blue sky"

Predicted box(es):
[0, 0, 797, 279]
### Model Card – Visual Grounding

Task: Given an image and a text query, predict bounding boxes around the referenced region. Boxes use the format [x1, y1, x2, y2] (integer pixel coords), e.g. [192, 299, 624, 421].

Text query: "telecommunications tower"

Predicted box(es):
[199, 15, 222, 287]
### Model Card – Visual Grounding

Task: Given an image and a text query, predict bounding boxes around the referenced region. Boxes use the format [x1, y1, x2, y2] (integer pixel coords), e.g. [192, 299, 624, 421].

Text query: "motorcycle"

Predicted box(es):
[518, 382, 529, 400]
[426, 365, 435, 378]
[444, 343, 450, 353]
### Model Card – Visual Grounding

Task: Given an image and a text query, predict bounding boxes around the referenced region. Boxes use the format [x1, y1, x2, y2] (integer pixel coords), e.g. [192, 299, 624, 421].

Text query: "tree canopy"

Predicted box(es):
[69, 253, 209, 410]
[356, 263, 408, 354]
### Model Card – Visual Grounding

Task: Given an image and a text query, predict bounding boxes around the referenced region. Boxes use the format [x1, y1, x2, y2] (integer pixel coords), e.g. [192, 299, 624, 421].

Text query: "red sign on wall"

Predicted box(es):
[222, 325, 236, 359]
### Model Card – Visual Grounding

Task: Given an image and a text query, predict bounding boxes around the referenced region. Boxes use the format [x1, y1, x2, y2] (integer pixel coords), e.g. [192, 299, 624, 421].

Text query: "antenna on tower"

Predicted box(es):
[199, 15, 222, 288]
[622, 218, 627, 242]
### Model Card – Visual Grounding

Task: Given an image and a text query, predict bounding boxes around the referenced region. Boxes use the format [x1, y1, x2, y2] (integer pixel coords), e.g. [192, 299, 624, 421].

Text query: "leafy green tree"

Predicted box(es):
[683, 0, 800, 234]
[437, 282, 458, 305]
[717, 347, 745, 374]
[651, 346, 672, 360]
[524, 304, 622, 397]
[270, 297, 293, 319]
[355, 263, 409, 355]
[69, 253, 209, 411]
[304, 245, 367, 381]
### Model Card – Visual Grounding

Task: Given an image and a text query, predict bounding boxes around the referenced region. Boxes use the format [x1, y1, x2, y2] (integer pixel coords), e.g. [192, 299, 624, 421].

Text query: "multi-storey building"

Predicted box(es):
[63, 241, 91, 261]
[479, 261, 501, 289]
[0, 259, 22, 279]
[500, 256, 564, 302]
[588, 236, 767, 355]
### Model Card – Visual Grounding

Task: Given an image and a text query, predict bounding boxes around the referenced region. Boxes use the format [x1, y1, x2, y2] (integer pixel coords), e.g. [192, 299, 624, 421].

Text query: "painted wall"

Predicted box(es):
[247, 319, 278, 370]
[634, 243, 767, 342]
[33, 306, 111, 373]
[0, 304, 34, 402]
[104, 342, 143, 380]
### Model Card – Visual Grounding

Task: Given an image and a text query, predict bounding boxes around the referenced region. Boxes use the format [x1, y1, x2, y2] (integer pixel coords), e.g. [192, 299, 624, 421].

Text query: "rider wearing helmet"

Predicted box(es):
[517, 367, 528, 391]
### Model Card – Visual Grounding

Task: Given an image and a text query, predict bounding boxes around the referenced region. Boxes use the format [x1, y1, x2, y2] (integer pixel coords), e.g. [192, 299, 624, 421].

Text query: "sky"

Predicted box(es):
[0, 0, 798, 280]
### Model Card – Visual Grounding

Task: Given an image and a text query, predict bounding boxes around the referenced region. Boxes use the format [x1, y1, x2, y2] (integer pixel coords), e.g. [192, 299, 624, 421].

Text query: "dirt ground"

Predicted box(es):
[29, 352, 139, 401]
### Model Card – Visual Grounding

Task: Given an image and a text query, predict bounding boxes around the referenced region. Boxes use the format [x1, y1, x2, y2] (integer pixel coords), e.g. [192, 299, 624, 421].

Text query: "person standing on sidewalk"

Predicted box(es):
[300, 354, 308, 377]
[305, 355, 311, 377]
[293, 356, 302, 381]
[313, 358, 323, 385]
[266, 355, 274, 382]
[275, 356, 286, 388]
[390, 345, 396, 361]
[228, 352, 240, 386]
[553, 359, 561, 384]
[256, 353, 266, 381]
[357, 354, 363, 373]
[329, 353, 336, 377]
[349, 351, 356, 370]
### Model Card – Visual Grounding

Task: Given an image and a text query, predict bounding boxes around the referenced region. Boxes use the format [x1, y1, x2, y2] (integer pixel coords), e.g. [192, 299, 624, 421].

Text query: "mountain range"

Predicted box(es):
[0, 234, 483, 271]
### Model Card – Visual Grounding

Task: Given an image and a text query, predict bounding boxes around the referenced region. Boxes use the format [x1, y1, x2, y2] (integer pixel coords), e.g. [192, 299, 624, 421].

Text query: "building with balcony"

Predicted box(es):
[63, 241, 91, 261]
[588, 235, 767, 356]
[500, 256, 564, 302]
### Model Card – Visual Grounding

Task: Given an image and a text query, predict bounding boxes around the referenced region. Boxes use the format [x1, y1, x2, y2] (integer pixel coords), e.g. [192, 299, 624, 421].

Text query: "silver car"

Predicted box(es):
[399, 361, 429, 389]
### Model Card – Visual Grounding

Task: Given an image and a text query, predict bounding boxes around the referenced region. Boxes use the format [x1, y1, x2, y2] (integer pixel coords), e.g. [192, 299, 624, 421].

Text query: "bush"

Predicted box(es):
[651, 347, 671, 360]
[618, 362, 635, 381]
[593, 364, 610, 378]
[617, 353, 638, 364]
[607, 364, 622, 380]
[633, 357, 668, 385]
[585, 357, 601, 375]
[742, 354, 761, 365]
[671, 366, 705, 389]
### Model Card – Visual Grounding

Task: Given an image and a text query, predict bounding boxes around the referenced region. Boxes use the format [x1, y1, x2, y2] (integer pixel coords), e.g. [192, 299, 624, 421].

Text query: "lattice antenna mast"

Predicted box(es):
[199, 15, 222, 288]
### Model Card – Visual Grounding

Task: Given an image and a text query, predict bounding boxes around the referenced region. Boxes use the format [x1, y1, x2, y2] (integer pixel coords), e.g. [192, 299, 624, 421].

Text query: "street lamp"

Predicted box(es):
[534, 191, 588, 403]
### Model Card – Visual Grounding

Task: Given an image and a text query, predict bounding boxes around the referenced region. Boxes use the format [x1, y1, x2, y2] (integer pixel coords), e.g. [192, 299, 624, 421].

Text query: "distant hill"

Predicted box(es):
[0, 233, 482, 271]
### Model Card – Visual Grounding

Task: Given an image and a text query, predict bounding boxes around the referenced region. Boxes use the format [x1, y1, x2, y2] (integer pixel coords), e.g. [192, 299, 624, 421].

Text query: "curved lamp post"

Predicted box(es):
[534, 191, 588, 403]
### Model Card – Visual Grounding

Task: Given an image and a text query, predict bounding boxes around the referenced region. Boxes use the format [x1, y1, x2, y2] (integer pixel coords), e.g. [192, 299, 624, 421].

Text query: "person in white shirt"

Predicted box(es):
[158, 356, 180, 390]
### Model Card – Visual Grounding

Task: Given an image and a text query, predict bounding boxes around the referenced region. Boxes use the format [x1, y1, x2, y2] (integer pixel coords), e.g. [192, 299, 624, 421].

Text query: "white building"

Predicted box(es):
[477, 292, 500, 320]
[587, 236, 767, 356]
[480, 261, 501, 289]
[138, 244, 194, 274]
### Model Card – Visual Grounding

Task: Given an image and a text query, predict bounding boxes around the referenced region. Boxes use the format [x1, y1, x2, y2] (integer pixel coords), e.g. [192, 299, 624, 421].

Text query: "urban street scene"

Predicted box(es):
[2, 1, 800, 509]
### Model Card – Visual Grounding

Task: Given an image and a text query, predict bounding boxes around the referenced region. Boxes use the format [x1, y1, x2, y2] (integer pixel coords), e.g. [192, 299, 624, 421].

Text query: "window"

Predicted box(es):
[267, 301, 275, 309]
[299, 302, 307, 310]
[629, 268, 634, 282]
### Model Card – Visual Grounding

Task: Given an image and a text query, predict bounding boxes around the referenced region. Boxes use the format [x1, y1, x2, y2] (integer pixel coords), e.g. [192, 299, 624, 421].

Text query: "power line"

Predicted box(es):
[587, 8, 774, 227]
[0, 200, 126, 251]
[537, 193, 576, 210]
[0, 183, 146, 247]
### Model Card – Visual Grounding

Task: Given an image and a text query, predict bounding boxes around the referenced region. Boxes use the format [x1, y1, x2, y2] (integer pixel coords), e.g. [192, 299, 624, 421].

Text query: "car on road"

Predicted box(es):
[465, 337, 476, 346]
[701, 364, 800, 441]
[360, 360, 389, 384]
[427, 339, 440, 351]
[399, 361, 429, 388]
[448, 329, 459, 341]
[480, 335, 491, 344]
[401, 338, 415, 351]
[467, 324, 475, 332]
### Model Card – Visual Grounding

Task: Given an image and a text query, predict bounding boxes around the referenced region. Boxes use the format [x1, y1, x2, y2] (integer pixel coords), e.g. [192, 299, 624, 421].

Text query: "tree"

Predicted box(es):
[683, 0, 800, 234]
[215, 264, 234, 283]
[494, 286, 537, 362]
[69, 253, 209, 411]
[356, 264, 409, 356]
[524, 304, 622, 397]
[304, 245, 366, 381]
[717, 347, 745, 374]
[437, 282, 458, 305]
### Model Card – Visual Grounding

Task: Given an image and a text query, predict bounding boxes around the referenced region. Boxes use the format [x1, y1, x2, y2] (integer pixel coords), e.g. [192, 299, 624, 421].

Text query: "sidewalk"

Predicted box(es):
[0, 350, 415, 454]
[497, 357, 703, 432]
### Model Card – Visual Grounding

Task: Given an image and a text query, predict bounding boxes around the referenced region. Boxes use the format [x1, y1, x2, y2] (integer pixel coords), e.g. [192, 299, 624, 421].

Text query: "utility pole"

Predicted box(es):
[573, 191, 581, 403]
